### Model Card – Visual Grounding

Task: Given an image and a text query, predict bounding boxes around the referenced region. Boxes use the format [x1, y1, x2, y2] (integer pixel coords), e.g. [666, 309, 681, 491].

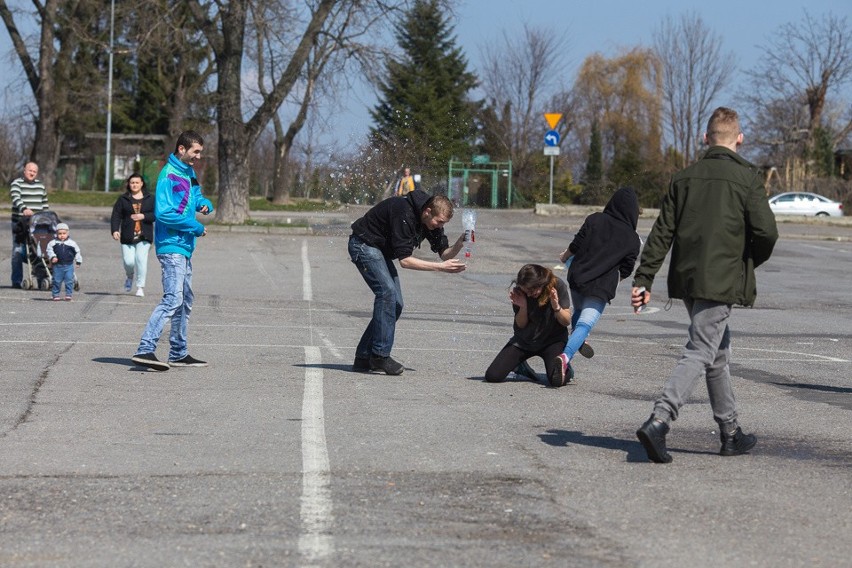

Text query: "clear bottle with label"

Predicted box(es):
[462, 209, 477, 263]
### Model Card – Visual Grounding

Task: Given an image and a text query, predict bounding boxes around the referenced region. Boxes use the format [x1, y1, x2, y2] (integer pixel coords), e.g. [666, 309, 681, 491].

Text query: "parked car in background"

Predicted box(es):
[768, 192, 844, 217]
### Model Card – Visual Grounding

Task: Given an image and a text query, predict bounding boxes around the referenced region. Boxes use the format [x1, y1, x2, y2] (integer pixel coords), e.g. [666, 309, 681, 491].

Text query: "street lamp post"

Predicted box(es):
[104, 0, 115, 192]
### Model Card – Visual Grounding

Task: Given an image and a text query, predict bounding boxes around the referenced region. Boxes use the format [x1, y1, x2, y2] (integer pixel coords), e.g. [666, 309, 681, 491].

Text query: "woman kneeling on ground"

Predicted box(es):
[484, 264, 571, 385]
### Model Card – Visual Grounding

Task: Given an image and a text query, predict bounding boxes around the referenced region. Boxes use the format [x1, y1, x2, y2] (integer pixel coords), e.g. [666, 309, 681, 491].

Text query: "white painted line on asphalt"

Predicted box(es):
[299, 349, 334, 563]
[734, 346, 848, 363]
[250, 251, 276, 287]
[317, 330, 343, 359]
[302, 240, 313, 302]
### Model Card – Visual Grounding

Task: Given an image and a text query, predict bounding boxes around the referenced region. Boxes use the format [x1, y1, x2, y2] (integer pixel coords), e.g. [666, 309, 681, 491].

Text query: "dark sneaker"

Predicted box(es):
[548, 354, 574, 387]
[353, 356, 371, 372]
[131, 352, 170, 371]
[513, 360, 538, 381]
[369, 355, 404, 375]
[169, 355, 209, 367]
[636, 415, 673, 463]
[578, 341, 595, 358]
[719, 427, 757, 457]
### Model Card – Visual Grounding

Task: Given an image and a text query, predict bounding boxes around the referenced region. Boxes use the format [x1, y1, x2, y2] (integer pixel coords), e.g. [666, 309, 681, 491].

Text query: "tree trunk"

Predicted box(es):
[270, 127, 292, 205]
[215, 137, 251, 223]
[211, 1, 250, 224]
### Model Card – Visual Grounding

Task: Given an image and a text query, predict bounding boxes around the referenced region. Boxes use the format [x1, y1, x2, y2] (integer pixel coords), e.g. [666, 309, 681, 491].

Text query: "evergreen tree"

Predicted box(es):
[370, 0, 477, 178]
[583, 118, 603, 184]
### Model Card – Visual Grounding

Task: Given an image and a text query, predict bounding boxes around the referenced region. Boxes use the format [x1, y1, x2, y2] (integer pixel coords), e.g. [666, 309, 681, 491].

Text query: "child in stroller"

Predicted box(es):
[13, 211, 80, 292]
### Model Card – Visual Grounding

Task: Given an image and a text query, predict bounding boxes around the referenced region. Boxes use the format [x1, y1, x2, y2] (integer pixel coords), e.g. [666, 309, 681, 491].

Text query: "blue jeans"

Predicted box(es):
[563, 289, 606, 359]
[11, 224, 24, 286]
[348, 236, 403, 359]
[51, 264, 75, 297]
[136, 253, 194, 361]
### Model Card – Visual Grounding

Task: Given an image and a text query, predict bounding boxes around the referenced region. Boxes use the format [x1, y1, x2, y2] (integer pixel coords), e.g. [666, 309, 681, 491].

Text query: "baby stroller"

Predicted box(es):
[14, 211, 79, 291]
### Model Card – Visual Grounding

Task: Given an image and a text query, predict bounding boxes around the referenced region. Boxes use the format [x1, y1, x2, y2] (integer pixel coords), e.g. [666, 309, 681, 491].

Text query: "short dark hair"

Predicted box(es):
[125, 172, 148, 192]
[175, 130, 204, 154]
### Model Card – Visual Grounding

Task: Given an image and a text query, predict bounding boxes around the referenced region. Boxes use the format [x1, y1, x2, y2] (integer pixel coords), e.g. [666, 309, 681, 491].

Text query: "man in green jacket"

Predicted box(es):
[631, 107, 778, 464]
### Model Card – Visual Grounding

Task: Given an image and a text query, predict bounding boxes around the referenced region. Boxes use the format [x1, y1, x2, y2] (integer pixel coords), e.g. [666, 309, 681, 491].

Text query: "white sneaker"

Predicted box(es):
[135, 287, 144, 297]
[124, 278, 133, 292]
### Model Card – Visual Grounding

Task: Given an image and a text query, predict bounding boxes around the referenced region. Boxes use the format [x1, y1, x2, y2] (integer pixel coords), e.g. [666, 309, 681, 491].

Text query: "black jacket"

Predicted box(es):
[350, 190, 449, 259]
[110, 190, 155, 245]
[568, 187, 641, 302]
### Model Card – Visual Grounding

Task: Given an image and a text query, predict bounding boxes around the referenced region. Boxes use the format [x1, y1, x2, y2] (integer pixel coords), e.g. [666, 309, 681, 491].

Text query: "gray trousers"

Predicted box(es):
[653, 299, 739, 430]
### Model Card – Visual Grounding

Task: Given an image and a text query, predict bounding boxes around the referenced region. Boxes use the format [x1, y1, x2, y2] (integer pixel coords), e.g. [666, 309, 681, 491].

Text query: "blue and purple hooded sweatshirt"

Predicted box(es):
[153, 153, 214, 258]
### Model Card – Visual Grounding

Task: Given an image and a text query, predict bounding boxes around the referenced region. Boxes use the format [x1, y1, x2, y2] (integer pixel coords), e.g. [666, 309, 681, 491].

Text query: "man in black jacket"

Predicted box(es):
[631, 107, 778, 463]
[348, 190, 466, 375]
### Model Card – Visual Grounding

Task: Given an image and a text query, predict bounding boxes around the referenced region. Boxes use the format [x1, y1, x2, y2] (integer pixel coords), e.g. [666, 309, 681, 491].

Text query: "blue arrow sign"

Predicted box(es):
[545, 130, 560, 146]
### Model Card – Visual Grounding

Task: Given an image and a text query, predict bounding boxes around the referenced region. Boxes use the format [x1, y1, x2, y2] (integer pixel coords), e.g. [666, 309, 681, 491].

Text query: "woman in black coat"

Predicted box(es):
[110, 173, 155, 296]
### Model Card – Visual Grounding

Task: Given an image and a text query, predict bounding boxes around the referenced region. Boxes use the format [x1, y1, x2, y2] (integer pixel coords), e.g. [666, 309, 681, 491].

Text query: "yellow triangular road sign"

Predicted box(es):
[545, 113, 562, 129]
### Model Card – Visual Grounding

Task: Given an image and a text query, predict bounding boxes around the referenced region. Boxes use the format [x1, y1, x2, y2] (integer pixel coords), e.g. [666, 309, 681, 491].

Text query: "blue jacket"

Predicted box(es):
[154, 153, 214, 257]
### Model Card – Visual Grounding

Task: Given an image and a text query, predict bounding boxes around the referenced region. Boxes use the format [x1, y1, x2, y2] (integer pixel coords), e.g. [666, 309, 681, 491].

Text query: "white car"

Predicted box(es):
[768, 192, 844, 217]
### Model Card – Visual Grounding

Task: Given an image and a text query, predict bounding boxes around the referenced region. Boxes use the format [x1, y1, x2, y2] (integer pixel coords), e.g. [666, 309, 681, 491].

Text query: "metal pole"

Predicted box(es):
[548, 155, 554, 204]
[104, 0, 115, 192]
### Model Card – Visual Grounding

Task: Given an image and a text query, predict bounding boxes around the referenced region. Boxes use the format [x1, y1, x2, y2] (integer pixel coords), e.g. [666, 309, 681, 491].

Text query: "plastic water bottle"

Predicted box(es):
[462, 209, 477, 263]
[564, 255, 573, 271]
[634, 286, 647, 314]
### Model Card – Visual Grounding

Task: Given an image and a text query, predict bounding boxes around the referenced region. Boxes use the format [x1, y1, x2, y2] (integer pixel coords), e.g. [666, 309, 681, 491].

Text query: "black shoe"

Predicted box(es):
[12, 283, 22, 289]
[578, 341, 594, 358]
[353, 356, 371, 372]
[131, 352, 170, 371]
[719, 427, 757, 456]
[636, 415, 673, 463]
[513, 360, 538, 381]
[169, 355, 208, 367]
[369, 355, 404, 375]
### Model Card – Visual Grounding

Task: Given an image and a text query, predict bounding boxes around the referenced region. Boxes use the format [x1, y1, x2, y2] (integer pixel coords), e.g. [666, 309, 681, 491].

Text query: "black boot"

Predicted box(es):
[636, 415, 673, 463]
[719, 427, 757, 456]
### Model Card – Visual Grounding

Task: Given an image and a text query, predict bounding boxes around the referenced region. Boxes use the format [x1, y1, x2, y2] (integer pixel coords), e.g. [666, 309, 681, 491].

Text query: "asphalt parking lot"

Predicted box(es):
[0, 206, 850, 567]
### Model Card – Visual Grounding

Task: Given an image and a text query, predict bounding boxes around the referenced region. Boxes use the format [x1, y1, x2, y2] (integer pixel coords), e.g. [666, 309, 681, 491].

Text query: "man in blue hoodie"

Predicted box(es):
[131, 131, 214, 371]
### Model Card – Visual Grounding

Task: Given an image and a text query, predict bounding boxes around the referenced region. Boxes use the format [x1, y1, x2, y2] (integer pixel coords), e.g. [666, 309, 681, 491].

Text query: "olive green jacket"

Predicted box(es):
[632, 146, 778, 306]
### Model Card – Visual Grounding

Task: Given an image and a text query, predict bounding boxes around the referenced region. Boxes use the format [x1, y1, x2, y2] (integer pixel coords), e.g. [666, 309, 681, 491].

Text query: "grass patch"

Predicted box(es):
[46, 190, 338, 212]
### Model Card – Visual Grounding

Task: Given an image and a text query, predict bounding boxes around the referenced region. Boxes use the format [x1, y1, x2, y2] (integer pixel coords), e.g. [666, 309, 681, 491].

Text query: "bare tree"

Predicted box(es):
[478, 25, 572, 195]
[743, 11, 852, 177]
[249, 1, 382, 205]
[0, 0, 64, 177]
[653, 12, 735, 168]
[186, 0, 399, 223]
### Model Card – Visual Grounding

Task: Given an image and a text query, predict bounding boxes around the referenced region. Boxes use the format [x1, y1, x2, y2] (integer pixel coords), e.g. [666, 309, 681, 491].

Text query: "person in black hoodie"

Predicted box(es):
[550, 186, 641, 387]
[110, 173, 155, 297]
[348, 190, 466, 375]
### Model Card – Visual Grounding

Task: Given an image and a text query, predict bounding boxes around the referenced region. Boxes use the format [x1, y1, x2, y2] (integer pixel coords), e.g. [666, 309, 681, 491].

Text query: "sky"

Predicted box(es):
[1, 0, 850, 151]
[334, 0, 851, 146]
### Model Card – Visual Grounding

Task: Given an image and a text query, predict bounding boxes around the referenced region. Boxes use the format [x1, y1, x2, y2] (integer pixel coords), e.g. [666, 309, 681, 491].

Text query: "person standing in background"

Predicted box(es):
[9, 162, 49, 288]
[396, 167, 415, 196]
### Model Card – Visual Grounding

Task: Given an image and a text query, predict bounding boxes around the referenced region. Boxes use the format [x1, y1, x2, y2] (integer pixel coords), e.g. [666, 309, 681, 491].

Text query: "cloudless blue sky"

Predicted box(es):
[1, 0, 849, 150]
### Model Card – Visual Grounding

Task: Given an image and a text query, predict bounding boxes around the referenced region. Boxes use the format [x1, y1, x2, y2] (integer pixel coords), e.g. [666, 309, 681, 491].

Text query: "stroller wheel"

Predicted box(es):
[21, 277, 33, 290]
[38, 279, 51, 291]
[73, 278, 80, 291]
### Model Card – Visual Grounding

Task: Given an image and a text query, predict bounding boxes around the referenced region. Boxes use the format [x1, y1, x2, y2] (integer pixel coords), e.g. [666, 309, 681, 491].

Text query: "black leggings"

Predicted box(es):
[484, 340, 567, 383]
